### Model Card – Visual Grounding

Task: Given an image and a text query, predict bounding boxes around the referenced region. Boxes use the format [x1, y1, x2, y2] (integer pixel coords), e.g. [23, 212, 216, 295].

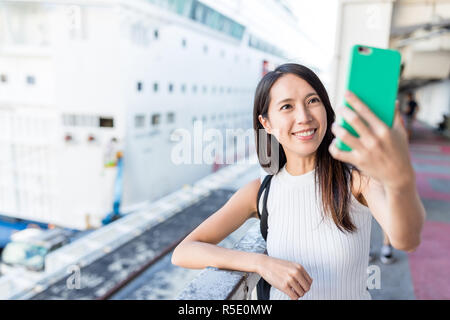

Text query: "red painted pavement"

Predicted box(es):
[408, 220, 450, 299]
[407, 121, 450, 299]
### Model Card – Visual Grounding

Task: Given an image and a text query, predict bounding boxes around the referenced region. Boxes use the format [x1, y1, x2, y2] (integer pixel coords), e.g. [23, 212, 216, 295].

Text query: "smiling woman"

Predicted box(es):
[254, 65, 356, 234]
[171, 63, 425, 301]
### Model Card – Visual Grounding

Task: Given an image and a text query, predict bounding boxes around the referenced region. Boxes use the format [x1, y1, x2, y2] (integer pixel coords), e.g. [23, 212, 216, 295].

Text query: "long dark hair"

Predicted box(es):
[253, 63, 358, 233]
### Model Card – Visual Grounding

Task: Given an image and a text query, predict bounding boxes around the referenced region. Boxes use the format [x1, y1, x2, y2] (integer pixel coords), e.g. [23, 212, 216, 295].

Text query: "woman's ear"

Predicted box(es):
[258, 115, 272, 135]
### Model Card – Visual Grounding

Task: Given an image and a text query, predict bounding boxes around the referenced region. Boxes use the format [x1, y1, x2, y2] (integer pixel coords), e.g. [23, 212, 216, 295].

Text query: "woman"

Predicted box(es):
[171, 63, 425, 300]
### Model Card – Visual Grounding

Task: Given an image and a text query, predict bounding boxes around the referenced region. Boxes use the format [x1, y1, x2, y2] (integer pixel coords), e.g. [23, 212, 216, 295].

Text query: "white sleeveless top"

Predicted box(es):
[260, 165, 372, 300]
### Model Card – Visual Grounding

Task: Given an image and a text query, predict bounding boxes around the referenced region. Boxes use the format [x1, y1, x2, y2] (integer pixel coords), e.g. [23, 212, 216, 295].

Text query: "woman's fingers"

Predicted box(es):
[303, 270, 313, 287]
[328, 139, 356, 164]
[337, 106, 373, 141]
[331, 122, 363, 150]
[297, 271, 312, 292]
[287, 266, 313, 300]
[345, 91, 388, 136]
[288, 280, 305, 300]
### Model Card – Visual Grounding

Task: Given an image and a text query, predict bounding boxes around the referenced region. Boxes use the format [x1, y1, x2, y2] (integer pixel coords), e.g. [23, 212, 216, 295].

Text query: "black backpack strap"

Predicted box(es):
[256, 174, 273, 300]
[257, 174, 273, 242]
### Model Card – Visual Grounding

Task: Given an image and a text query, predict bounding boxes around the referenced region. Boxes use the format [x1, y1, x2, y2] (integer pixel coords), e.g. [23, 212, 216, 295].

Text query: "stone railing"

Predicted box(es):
[177, 220, 266, 300]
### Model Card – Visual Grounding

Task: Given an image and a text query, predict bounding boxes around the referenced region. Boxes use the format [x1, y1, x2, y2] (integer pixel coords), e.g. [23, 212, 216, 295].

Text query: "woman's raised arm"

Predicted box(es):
[329, 91, 426, 252]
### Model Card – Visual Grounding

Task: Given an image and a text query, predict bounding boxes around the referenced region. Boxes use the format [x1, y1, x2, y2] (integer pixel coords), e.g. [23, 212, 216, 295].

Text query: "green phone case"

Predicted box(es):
[336, 45, 402, 151]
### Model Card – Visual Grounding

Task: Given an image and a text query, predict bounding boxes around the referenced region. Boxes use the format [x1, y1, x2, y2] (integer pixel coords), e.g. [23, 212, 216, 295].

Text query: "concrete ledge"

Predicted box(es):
[177, 220, 267, 300]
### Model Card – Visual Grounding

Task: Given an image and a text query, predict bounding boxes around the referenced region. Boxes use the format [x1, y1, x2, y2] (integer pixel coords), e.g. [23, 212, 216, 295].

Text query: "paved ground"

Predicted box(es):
[369, 121, 450, 300]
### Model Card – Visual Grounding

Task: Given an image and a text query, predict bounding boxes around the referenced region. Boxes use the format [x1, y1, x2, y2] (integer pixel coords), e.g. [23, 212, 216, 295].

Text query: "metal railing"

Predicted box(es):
[177, 220, 266, 300]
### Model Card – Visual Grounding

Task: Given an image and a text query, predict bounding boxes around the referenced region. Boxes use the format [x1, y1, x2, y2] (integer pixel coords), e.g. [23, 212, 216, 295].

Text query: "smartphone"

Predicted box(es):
[336, 44, 402, 151]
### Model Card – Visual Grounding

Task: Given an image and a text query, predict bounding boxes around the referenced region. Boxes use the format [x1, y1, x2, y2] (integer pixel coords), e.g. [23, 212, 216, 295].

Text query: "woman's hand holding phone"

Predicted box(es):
[329, 91, 415, 191]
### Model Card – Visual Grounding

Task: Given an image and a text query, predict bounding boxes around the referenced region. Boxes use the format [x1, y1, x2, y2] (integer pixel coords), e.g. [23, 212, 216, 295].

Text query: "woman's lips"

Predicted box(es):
[292, 128, 317, 141]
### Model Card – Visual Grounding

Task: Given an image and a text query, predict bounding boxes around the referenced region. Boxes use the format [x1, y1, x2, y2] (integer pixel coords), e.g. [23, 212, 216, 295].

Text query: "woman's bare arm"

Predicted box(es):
[331, 92, 425, 252]
[171, 178, 264, 273]
[358, 172, 425, 252]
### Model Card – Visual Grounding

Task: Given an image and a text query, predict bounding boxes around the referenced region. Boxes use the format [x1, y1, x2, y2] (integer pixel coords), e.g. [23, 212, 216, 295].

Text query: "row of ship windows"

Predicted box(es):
[0, 74, 36, 85]
[62, 115, 114, 128]
[152, 28, 244, 59]
[136, 82, 254, 94]
[0, 73, 254, 97]
[61, 113, 250, 129]
[134, 2, 284, 58]
[136, 27, 269, 62]
[146, 0, 245, 40]
[134, 112, 248, 128]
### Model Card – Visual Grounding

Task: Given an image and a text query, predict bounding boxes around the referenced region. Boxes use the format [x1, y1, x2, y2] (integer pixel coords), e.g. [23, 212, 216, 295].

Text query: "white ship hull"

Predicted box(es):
[0, 0, 318, 229]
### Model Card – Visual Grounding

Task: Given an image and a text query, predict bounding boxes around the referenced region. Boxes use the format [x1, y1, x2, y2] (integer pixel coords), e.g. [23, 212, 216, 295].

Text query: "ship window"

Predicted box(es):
[151, 114, 161, 126]
[202, 85, 207, 94]
[99, 117, 114, 128]
[167, 112, 175, 124]
[168, 83, 174, 93]
[137, 82, 143, 92]
[135, 115, 146, 128]
[0, 74, 7, 83]
[194, 3, 205, 21]
[154, 29, 159, 39]
[192, 85, 197, 93]
[26, 75, 35, 85]
[203, 45, 208, 53]
[206, 9, 220, 29]
[153, 82, 159, 92]
[181, 84, 186, 93]
[182, 38, 187, 47]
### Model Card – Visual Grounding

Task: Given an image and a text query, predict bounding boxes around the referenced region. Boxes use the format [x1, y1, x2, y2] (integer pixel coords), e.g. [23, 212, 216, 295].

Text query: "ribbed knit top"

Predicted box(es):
[261, 165, 372, 300]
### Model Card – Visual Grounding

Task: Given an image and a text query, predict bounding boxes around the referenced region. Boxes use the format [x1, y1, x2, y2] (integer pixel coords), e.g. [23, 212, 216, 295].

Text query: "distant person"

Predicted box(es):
[172, 64, 425, 300]
[437, 114, 448, 133]
[369, 230, 395, 264]
[405, 92, 419, 140]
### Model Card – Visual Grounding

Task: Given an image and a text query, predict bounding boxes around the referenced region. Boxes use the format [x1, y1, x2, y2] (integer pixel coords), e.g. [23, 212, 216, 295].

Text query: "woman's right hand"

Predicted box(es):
[256, 255, 313, 300]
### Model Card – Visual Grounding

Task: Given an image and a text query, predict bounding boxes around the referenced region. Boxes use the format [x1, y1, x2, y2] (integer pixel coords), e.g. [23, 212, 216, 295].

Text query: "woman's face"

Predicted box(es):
[259, 73, 328, 159]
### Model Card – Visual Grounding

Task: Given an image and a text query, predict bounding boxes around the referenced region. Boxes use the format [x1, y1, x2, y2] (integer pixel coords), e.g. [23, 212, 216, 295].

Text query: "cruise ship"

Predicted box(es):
[0, 0, 320, 230]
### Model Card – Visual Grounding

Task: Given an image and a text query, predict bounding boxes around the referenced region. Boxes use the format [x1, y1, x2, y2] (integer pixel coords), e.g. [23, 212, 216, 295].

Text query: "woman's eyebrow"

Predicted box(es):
[276, 98, 295, 106]
[304, 92, 318, 100]
[276, 93, 318, 106]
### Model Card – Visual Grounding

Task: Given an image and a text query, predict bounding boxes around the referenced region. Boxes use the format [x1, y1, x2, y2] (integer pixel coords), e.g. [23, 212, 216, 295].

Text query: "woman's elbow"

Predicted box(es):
[391, 237, 421, 253]
[171, 243, 185, 267]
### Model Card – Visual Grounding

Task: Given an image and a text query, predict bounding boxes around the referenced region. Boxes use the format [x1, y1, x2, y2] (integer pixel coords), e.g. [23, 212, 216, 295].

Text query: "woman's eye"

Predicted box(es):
[308, 97, 320, 105]
[281, 104, 292, 110]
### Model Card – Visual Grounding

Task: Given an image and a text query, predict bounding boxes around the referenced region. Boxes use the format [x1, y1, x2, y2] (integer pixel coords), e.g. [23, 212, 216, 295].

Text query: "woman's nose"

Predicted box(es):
[295, 105, 312, 123]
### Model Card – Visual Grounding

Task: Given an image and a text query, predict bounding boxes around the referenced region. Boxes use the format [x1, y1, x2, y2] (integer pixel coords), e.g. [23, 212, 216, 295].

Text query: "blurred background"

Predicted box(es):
[0, 0, 449, 300]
